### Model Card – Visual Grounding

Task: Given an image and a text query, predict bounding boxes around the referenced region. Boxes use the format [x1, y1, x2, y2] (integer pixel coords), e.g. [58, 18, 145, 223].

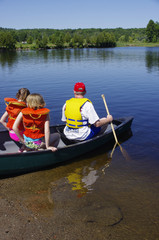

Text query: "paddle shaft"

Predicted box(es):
[101, 94, 119, 145]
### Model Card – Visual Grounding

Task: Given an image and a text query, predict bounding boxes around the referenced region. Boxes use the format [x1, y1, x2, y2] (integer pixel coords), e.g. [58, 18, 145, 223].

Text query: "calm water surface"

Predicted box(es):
[0, 47, 159, 239]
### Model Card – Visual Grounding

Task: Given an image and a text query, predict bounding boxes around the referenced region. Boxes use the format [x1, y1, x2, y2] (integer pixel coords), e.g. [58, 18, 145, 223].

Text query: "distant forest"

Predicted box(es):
[0, 20, 159, 49]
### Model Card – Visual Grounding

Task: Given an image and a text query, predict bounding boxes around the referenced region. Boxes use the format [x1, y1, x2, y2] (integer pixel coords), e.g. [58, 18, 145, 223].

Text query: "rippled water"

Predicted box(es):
[0, 47, 159, 239]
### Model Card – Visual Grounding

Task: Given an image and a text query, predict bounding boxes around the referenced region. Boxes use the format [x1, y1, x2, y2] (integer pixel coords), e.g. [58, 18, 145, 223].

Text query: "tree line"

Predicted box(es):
[0, 20, 158, 50]
[146, 20, 159, 42]
[0, 28, 116, 49]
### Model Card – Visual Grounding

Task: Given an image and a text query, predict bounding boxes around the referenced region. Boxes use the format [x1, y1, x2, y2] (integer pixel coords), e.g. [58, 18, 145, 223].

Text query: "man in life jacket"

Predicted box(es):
[61, 82, 113, 141]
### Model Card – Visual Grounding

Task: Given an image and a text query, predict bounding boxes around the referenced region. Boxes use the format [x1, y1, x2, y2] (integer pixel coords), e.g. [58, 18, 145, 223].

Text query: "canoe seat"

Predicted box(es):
[56, 126, 80, 145]
[59, 132, 79, 145]
[0, 141, 20, 153]
[56, 124, 117, 145]
[57, 138, 67, 148]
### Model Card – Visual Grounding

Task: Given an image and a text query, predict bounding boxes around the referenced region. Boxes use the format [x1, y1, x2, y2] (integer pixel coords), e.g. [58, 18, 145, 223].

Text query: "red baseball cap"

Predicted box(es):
[74, 82, 86, 92]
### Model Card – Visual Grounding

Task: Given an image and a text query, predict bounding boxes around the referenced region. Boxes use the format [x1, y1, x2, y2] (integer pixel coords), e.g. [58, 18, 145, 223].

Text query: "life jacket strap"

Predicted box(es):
[66, 118, 89, 128]
[29, 114, 42, 119]
[8, 114, 16, 120]
[24, 124, 43, 130]
[5, 100, 26, 107]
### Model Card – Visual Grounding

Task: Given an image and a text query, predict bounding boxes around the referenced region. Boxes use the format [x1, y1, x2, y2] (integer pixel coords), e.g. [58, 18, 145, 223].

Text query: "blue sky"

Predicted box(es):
[0, 0, 159, 29]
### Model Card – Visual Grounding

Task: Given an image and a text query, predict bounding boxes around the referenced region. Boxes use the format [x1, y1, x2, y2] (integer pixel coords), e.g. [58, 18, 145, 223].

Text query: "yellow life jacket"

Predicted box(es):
[65, 98, 92, 128]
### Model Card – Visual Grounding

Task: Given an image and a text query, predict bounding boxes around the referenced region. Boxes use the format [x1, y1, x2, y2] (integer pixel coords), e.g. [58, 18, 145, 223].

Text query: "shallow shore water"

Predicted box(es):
[0, 147, 159, 240]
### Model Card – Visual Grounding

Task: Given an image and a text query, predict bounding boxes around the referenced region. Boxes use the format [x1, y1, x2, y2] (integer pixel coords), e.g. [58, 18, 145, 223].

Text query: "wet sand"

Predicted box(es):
[0, 149, 159, 240]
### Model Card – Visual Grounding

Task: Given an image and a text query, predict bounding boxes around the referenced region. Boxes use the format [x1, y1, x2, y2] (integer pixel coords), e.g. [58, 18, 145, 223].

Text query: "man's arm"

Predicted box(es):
[94, 115, 113, 127]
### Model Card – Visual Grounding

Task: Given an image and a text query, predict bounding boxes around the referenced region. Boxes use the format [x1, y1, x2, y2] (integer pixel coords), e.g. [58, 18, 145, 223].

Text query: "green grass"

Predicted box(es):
[16, 43, 35, 49]
[15, 41, 159, 50]
[117, 41, 159, 47]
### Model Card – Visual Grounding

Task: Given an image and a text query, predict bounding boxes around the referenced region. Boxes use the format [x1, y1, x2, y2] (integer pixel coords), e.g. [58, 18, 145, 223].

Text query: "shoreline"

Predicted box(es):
[12, 42, 159, 51]
[1, 42, 159, 51]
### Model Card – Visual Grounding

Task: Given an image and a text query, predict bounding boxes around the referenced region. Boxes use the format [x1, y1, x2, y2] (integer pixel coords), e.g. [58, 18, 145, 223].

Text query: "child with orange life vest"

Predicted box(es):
[13, 93, 60, 152]
[0, 88, 30, 141]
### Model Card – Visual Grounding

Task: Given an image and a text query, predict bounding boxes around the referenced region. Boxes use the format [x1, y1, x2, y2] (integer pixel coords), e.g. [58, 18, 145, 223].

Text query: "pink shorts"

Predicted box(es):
[9, 130, 24, 142]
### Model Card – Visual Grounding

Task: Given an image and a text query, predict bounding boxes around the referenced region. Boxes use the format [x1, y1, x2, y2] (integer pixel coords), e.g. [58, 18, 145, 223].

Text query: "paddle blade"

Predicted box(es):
[119, 144, 131, 161]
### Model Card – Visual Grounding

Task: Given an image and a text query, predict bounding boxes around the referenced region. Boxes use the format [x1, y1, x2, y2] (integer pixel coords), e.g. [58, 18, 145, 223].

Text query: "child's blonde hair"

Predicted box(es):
[26, 93, 46, 109]
[16, 88, 30, 102]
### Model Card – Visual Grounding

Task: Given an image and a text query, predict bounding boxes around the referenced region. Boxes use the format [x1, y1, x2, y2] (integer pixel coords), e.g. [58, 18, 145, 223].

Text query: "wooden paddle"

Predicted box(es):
[101, 94, 130, 160]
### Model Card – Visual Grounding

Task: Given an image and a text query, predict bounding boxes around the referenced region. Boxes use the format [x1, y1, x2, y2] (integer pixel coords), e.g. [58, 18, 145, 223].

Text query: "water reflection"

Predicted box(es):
[49, 129, 132, 202]
[1, 48, 159, 72]
[48, 155, 112, 209]
[0, 50, 18, 68]
[66, 158, 111, 198]
[0, 48, 115, 68]
[145, 49, 159, 72]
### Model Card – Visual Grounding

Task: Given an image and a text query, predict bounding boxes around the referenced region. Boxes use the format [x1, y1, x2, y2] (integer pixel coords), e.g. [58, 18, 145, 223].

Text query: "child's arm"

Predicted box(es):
[0, 111, 10, 130]
[13, 112, 24, 143]
[44, 114, 57, 152]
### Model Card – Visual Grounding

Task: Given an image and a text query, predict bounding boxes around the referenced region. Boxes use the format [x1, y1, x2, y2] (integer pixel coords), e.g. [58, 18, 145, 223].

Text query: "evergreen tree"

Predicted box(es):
[55, 34, 64, 48]
[146, 19, 155, 42]
[64, 32, 71, 43]
[0, 32, 16, 49]
[27, 36, 33, 44]
[42, 34, 48, 47]
[155, 22, 159, 42]
[50, 34, 57, 44]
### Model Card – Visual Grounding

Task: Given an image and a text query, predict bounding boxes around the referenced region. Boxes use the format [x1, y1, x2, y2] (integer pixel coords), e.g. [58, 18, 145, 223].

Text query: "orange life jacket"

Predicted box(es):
[5, 98, 26, 131]
[21, 107, 50, 139]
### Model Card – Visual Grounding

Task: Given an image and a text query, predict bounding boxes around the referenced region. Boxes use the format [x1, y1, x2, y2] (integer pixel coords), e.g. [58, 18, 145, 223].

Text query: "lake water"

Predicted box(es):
[0, 47, 159, 239]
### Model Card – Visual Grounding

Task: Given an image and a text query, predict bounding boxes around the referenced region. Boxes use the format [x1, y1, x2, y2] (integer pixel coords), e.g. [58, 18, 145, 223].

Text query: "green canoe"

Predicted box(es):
[0, 116, 133, 177]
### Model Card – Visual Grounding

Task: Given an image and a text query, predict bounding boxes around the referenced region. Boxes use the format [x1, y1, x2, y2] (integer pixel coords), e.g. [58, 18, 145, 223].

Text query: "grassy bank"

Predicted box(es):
[117, 41, 159, 47]
[15, 41, 159, 50]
